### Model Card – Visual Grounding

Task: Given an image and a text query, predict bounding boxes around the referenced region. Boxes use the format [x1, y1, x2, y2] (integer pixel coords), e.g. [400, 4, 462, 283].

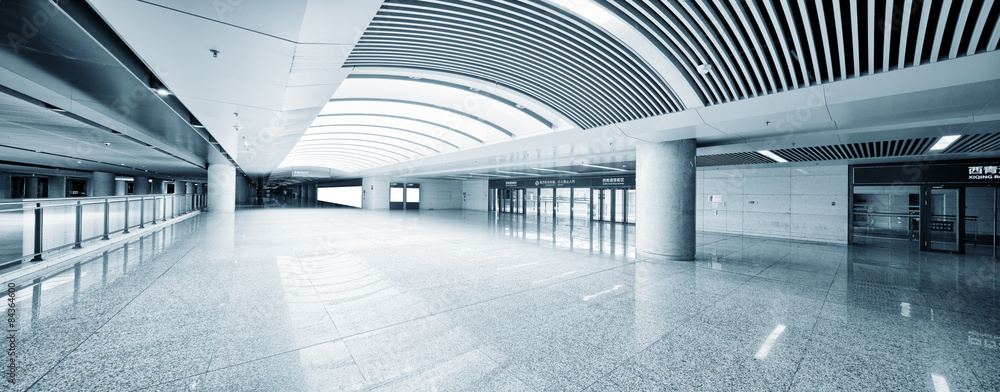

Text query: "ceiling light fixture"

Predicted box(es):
[44, 103, 65, 112]
[467, 173, 507, 177]
[928, 135, 961, 151]
[532, 167, 578, 174]
[149, 77, 171, 96]
[190, 115, 206, 129]
[496, 170, 541, 176]
[697, 63, 714, 75]
[581, 163, 628, 172]
[757, 150, 788, 163]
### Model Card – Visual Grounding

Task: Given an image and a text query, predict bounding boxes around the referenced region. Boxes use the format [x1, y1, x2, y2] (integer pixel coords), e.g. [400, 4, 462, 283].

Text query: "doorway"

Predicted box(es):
[591, 188, 632, 223]
[495, 188, 525, 214]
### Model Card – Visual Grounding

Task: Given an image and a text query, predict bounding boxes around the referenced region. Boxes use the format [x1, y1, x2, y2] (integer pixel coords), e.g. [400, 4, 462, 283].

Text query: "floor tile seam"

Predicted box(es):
[290, 252, 371, 387]
[581, 309, 705, 391]
[23, 216, 225, 392]
[783, 302, 827, 392]
[290, 262, 646, 364]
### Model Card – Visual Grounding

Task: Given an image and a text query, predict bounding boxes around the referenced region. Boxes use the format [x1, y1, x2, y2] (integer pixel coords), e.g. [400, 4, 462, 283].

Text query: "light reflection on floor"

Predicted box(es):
[4, 209, 998, 391]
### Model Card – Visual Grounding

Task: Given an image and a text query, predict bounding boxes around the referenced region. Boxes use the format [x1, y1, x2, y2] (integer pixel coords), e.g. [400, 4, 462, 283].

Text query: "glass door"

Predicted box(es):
[923, 187, 963, 253]
[526, 188, 538, 215]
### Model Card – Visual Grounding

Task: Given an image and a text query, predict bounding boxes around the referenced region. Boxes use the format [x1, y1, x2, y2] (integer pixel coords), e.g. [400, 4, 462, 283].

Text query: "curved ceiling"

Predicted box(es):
[278, 0, 1000, 180]
[342, 0, 686, 129]
[277, 73, 558, 173]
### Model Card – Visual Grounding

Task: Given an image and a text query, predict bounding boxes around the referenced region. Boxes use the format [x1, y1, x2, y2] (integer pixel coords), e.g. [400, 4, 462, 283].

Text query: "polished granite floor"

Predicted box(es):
[2, 208, 998, 391]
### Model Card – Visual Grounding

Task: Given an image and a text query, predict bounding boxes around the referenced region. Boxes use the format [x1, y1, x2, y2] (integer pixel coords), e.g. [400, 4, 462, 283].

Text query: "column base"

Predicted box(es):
[636, 250, 696, 262]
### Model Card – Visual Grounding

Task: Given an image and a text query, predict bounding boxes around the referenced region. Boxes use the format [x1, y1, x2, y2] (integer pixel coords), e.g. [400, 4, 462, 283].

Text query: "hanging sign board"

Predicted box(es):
[853, 160, 1000, 185]
[489, 175, 635, 188]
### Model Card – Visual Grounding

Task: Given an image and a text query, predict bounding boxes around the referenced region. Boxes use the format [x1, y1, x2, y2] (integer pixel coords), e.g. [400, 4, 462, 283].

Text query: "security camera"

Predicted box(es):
[104, 142, 111, 147]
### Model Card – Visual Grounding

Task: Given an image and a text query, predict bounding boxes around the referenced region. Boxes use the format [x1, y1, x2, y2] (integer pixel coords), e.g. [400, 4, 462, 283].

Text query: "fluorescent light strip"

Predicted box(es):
[467, 173, 507, 177]
[496, 170, 541, 176]
[931, 374, 950, 392]
[929, 135, 961, 151]
[757, 150, 788, 163]
[581, 163, 629, 172]
[532, 168, 579, 174]
[754, 324, 787, 359]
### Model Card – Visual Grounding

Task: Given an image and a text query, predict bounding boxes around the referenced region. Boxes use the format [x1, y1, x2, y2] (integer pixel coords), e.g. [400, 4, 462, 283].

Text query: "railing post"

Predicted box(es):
[73, 200, 83, 249]
[30, 203, 43, 262]
[102, 198, 110, 240]
[151, 197, 157, 225]
[162, 196, 167, 222]
[123, 198, 131, 234]
[139, 197, 145, 229]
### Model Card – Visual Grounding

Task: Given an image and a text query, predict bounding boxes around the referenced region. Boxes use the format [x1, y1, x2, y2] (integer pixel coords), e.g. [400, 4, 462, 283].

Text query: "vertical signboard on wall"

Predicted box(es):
[389, 182, 404, 210]
[405, 183, 420, 210]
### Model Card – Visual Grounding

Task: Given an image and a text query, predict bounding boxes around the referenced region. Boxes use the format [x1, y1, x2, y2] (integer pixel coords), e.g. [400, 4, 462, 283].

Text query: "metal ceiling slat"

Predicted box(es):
[629, 1, 726, 103]
[950, 0, 975, 58]
[290, 142, 412, 160]
[744, 0, 790, 91]
[695, 1, 758, 97]
[297, 137, 430, 157]
[308, 124, 460, 149]
[832, 0, 848, 80]
[850, 1, 861, 78]
[317, 112, 485, 144]
[762, 0, 801, 88]
[470, 0, 667, 116]
[796, 0, 823, 84]
[781, 0, 813, 84]
[967, 0, 995, 55]
[285, 149, 396, 165]
[513, 1, 678, 113]
[724, 0, 775, 93]
[868, 0, 876, 74]
[349, 50, 617, 126]
[344, 59, 595, 127]
[657, 1, 739, 100]
[812, 0, 835, 82]
[416, 1, 665, 118]
[328, 97, 514, 138]
[348, 74, 555, 128]
[363, 18, 633, 122]
[614, 0, 719, 104]
[883, 0, 894, 72]
[930, 0, 954, 62]
[988, 3, 1000, 50]
[279, 156, 375, 170]
[681, 1, 750, 99]
[898, 0, 915, 69]
[914, 0, 935, 63]
[303, 132, 442, 153]
[362, 23, 616, 105]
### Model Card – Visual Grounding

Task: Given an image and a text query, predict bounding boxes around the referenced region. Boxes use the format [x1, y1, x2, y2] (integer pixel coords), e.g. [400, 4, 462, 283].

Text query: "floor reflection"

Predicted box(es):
[487, 212, 636, 259]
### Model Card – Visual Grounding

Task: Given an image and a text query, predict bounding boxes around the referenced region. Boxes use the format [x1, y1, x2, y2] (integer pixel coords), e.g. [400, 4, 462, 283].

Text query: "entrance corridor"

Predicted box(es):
[5, 209, 998, 391]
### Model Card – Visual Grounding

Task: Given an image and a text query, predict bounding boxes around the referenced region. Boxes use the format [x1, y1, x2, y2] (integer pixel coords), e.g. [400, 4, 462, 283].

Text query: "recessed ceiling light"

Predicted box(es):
[581, 163, 628, 172]
[531, 168, 578, 174]
[757, 150, 787, 163]
[928, 135, 961, 151]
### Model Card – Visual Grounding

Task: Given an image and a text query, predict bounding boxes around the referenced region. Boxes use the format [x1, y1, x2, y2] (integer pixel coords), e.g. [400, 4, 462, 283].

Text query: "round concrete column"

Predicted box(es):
[636, 138, 697, 261]
[133, 176, 151, 195]
[115, 180, 127, 196]
[150, 179, 164, 194]
[92, 172, 115, 197]
[207, 163, 236, 212]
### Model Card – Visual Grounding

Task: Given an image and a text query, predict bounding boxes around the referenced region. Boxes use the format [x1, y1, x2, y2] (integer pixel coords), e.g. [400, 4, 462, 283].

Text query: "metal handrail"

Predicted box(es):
[1, 193, 207, 268]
